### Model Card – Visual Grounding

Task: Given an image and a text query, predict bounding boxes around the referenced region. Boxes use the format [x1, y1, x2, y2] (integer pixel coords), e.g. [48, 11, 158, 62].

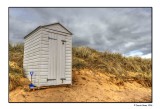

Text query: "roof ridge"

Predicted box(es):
[41, 22, 72, 35]
[24, 22, 72, 39]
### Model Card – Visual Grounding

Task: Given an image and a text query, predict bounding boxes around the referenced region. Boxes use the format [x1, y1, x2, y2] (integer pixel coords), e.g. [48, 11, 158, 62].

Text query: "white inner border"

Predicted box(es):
[1, 0, 160, 109]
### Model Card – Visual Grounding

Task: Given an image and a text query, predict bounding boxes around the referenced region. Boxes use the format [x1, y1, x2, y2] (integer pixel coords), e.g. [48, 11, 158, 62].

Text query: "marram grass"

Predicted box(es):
[9, 44, 152, 91]
[73, 46, 151, 87]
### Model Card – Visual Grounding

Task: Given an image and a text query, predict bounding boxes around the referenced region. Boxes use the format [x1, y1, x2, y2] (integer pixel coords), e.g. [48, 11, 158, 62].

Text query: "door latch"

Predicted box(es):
[61, 40, 66, 44]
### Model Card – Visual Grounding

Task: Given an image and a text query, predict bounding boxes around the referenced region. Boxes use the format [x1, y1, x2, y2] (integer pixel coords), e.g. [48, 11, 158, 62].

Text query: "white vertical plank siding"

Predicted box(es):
[57, 35, 66, 84]
[48, 33, 58, 85]
[61, 35, 66, 79]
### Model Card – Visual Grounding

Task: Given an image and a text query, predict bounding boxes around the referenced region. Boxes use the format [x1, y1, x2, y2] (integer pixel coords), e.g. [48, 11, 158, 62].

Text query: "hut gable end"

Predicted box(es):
[24, 23, 72, 39]
[42, 23, 72, 35]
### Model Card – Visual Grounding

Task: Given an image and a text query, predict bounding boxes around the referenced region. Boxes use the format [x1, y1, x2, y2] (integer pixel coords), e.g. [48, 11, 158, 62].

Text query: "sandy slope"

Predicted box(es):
[9, 69, 151, 102]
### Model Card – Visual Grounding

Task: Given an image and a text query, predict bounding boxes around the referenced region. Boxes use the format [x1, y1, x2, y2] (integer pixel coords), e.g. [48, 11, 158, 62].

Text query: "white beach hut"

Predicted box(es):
[23, 23, 72, 87]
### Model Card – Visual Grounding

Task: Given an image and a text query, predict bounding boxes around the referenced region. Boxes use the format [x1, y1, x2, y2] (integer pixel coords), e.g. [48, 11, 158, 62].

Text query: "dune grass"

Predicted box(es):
[9, 43, 30, 91]
[9, 44, 152, 91]
[73, 46, 152, 87]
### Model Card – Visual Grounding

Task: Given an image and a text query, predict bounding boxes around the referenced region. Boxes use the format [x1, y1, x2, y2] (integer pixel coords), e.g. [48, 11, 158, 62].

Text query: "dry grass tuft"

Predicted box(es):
[73, 46, 152, 87]
[9, 44, 151, 91]
[9, 43, 30, 91]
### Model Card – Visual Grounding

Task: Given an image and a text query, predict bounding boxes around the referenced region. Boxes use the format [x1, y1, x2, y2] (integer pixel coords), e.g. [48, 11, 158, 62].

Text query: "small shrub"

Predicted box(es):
[72, 57, 87, 69]
[9, 73, 21, 91]
[9, 43, 24, 68]
[73, 46, 92, 58]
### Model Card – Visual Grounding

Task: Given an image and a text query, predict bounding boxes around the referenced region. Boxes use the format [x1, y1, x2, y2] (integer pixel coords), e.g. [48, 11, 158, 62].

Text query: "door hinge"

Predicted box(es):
[48, 37, 57, 40]
[61, 78, 66, 83]
[47, 78, 56, 81]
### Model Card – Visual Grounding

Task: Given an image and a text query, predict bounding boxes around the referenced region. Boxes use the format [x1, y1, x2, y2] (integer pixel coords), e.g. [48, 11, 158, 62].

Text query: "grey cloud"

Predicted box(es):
[9, 8, 151, 57]
[73, 35, 91, 46]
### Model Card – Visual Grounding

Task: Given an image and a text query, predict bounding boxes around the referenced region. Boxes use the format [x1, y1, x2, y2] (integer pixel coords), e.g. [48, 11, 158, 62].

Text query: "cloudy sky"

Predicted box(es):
[9, 8, 151, 58]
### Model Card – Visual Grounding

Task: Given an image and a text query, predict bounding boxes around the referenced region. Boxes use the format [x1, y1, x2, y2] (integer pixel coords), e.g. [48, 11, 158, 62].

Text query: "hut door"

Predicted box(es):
[48, 33, 57, 85]
[57, 35, 66, 84]
[48, 33, 66, 85]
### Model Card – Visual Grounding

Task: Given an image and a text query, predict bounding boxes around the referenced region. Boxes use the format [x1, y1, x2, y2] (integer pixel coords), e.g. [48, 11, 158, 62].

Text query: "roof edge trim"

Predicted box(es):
[24, 23, 72, 39]
[24, 26, 42, 39]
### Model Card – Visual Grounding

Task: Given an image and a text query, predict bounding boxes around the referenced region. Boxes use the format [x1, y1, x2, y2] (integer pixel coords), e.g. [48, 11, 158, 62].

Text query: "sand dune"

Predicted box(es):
[9, 69, 151, 102]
